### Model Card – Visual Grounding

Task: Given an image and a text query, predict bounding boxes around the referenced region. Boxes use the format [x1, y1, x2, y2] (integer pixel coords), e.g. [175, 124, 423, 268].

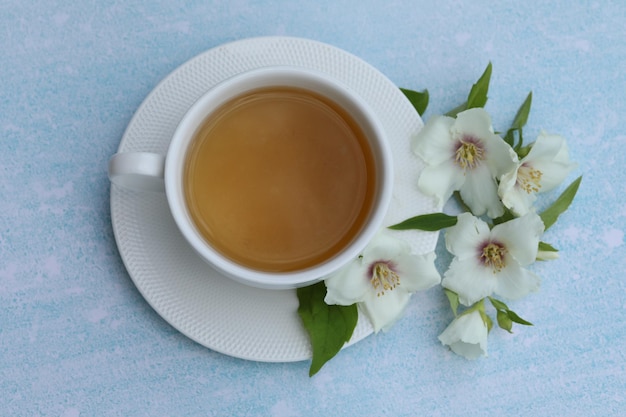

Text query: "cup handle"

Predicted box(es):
[108, 152, 166, 192]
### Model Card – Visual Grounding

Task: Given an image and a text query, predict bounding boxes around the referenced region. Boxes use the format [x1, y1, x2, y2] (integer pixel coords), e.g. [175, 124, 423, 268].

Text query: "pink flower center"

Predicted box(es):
[454, 135, 485, 170]
[479, 241, 507, 273]
[368, 261, 400, 296]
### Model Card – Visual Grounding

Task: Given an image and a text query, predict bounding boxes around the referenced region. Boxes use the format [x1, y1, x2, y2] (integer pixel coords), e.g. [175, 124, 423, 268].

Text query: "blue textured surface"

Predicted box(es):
[1, 1, 625, 416]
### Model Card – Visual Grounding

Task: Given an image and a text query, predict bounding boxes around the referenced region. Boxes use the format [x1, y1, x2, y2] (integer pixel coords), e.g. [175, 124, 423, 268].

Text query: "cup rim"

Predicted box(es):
[164, 66, 394, 289]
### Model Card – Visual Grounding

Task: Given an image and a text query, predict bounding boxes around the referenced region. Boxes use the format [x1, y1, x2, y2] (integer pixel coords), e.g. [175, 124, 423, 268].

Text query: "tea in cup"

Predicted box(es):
[109, 67, 394, 289]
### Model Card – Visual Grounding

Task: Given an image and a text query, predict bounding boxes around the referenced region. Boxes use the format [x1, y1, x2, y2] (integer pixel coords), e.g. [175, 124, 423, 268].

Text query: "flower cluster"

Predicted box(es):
[297, 64, 580, 375]
[407, 66, 578, 359]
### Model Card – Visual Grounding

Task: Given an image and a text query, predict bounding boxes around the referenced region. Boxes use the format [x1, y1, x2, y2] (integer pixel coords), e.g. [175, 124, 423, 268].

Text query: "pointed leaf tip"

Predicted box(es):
[466, 62, 492, 110]
[388, 213, 458, 231]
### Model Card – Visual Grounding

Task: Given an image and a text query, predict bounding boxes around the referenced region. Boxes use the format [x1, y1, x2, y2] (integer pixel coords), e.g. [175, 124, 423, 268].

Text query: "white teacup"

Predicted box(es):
[109, 66, 394, 289]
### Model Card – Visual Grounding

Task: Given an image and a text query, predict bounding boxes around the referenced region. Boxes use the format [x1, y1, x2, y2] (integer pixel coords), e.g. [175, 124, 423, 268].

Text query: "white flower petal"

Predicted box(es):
[411, 115, 455, 165]
[324, 261, 369, 306]
[395, 251, 441, 292]
[442, 257, 496, 306]
[438, 310, 488, 359]
[529, 131, 572, 162]
[362, 231, 410, 261]
[500, 192, 535, 216]
[526, 132, 565, 160]
[498, 164, 518, 194]
[484, 133, 519, 177]
[445, 213, 490, 260]
[491, 212, 544, 266]
[498, 165, 537, 216]
[360, 288, 412, 332]
[452, 108, 495, 138]
[533, 159, 577, 192]
[459, 164, 505, 217]
[524, 132, 577, 192]
[494, 262, 541, 300]
[449, 339, 485, 360]
[417, 160, 466, 207]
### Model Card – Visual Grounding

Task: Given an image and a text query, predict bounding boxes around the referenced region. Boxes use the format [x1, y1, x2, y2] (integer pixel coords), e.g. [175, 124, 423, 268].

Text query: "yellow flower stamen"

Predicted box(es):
[517, 163, 543, 194]
[480, 242, 507, 273]
[454, 136, 485, 170]
[370, 262, 400, 297]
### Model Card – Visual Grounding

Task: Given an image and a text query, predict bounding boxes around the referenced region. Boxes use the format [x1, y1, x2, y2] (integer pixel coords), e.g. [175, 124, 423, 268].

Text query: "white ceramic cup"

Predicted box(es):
[109, 66, 394, 289]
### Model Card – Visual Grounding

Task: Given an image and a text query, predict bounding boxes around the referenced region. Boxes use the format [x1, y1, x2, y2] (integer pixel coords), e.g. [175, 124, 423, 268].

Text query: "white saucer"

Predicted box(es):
[110, 36, 438, 362]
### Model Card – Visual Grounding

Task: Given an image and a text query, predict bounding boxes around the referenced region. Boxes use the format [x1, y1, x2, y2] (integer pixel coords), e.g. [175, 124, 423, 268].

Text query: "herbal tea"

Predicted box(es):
[184, 87, 376, 272]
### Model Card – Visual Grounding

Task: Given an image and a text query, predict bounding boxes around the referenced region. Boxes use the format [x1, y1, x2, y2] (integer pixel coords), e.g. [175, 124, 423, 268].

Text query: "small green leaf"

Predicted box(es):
[496, 310, 513, 333]
[507, 310, 533, 326]
[400, 88, 429, 116]
[444, 288, 460, 316]
[479, 310, 494, 332]
[503, 129, 515, 147]
[488, 296, 533, 330]
[388, 213, 458, 231]
[488, 296, 509, 312]
[504, 91, 533, 149]
[466, 62, 492, 110]
[297, 282, 358, 376]
[538, 241, 559, 252]
[444, 63, 493, 117]
[511, 92, 533, 131]
[540, 176, 582, 231]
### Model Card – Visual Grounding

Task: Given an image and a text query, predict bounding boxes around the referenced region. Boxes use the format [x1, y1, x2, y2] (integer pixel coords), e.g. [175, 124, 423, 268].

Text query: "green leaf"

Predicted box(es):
[488, 296, 509, 312]
[538, 241, 559, 252]
[504, 91, 533, 149]
[389, 213, 458, 231]
[297, 282, 358, 377]
[540, 176, 582, 231]
[444, 63, 493, 117]
[479, 310, 494, 332]
[400, 88, 429, 116]
[510, 91, 533, 131]
[488, 296, 533, 330]
[466, 62, 492, 110]
[496, 310, 513, 333]
[444, 288, 460, 316]
[503, 129, 515, 147]
[507, 310, 533, 326]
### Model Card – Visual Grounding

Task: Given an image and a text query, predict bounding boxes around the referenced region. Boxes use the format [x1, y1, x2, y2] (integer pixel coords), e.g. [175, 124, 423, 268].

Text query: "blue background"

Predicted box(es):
[2, 1, 624, 416]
